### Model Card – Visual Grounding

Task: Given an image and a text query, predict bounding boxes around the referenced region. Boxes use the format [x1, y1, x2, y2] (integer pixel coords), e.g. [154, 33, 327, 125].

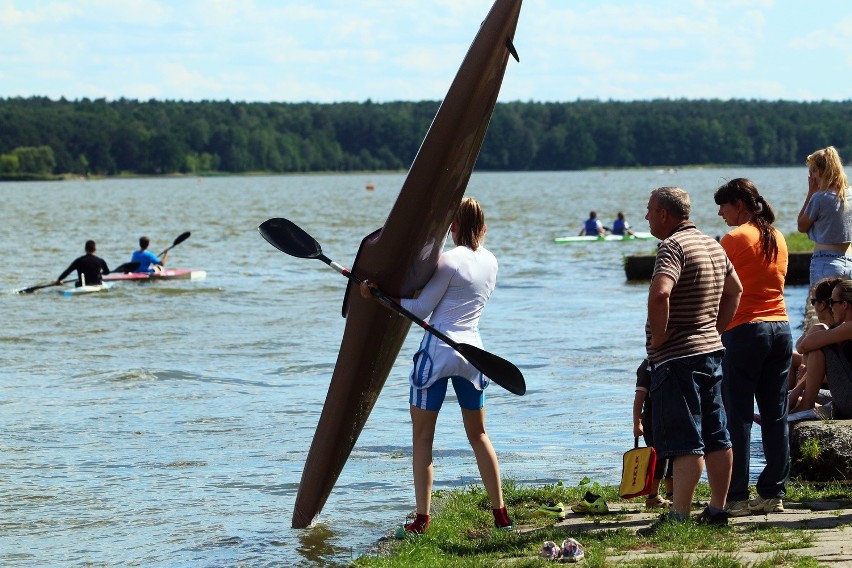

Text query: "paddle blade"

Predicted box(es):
[16, 281, 56, 294]
[113, 262, 140, 274]
[258, 218, 322, 259]
[158, 231, 191, 257]
[172, 231, 191, 247]
[455, 343, 526, 395]
[16, 277, 74, 294]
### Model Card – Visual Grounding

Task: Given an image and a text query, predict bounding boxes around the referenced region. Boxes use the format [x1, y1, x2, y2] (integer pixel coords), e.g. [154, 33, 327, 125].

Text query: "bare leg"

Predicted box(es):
[410, 405, 439, 516]
[791, 349, 826, 414]
[461, 407, 504, 509]
[671, 455, 703, 517]
[788, 351, 803, 390]
[705, 447, 733, 510]
[787, 375, 807, 412]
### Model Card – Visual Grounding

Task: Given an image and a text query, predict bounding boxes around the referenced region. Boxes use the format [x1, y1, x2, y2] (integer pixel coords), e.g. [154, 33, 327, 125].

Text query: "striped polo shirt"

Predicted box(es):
[646, 221, 735, 366]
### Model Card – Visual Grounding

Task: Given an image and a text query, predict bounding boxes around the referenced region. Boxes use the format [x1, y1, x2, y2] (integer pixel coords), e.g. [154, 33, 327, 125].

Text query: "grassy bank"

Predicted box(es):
[634, 232, 812, 258]
[785, 232, 814, 253]
[353, 479, 851, 567]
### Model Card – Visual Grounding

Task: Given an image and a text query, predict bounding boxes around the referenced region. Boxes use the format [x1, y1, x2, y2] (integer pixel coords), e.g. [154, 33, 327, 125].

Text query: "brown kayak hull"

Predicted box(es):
[292, 0, 523, 529]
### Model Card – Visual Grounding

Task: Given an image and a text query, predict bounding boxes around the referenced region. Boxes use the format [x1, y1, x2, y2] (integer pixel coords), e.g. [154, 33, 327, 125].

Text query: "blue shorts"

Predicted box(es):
[810, 250, 852, 287]
[650, 351, 731, 459]
[410, 376, 484, 411]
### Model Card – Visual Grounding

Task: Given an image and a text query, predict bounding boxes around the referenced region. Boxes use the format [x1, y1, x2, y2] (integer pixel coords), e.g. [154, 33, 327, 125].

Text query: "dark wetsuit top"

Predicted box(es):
[58, 254, 110, 287]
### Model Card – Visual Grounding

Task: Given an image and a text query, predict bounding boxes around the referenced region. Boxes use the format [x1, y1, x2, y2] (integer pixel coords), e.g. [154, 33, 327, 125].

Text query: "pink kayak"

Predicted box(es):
[103, 269, 207, 282]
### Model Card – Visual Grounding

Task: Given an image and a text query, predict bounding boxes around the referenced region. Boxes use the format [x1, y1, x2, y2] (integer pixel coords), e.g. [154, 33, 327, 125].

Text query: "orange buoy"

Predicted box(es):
[365, 184, 375, 190]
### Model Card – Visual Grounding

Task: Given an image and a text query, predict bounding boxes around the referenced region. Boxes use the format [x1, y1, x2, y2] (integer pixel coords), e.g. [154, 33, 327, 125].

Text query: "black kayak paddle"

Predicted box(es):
[258, 217, 526, 396]
[113, 231, 191, 273]
[16, 278, 75, 294]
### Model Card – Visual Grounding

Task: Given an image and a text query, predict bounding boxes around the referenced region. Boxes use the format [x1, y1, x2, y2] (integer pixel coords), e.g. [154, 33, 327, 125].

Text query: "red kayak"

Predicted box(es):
[103, 269, 207, 282]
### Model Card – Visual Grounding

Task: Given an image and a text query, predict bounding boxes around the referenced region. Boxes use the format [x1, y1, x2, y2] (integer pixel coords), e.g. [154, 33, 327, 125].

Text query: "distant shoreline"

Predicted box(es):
[0, 164, 805, 183]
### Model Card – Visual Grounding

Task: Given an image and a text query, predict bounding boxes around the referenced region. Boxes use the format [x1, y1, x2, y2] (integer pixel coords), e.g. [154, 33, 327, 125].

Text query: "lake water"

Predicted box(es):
[0, 168, 810, 566]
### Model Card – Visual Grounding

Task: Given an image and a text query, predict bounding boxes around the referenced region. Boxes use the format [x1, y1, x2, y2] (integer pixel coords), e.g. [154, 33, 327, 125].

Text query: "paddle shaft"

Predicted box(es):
[318, 253, 526, 395]
[257, 217, 525, 395]
[154, 231, 190, 259]
[17, 278, 74, 294]
[157, 241, 180, 258]
[321, 254, 463, 351]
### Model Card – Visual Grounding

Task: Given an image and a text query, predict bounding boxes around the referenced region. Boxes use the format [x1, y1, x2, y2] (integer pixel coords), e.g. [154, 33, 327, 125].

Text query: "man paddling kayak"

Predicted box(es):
[131, 236, 168, 273]
[56, 240, 110, 287]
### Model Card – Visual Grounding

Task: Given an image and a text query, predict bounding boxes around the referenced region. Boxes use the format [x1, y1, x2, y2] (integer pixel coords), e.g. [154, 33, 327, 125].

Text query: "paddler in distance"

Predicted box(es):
[611, 211, 635, 236]
[360, 196, 513, 537]
[56, 239, 110, 287]
[579, 211, 606, 237]
[131, 236, 168, 273]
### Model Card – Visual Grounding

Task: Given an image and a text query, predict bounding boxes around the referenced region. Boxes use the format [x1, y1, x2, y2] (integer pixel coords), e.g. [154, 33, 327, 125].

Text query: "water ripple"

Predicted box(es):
[0, 170, 811, 566]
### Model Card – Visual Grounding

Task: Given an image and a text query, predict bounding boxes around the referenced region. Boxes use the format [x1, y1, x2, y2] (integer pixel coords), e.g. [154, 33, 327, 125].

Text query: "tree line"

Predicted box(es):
[1, 97, 850, 177]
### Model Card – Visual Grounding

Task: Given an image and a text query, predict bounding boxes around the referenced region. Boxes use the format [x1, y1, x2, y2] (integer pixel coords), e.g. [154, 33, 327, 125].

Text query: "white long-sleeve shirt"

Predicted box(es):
[401, 244, 497, 389]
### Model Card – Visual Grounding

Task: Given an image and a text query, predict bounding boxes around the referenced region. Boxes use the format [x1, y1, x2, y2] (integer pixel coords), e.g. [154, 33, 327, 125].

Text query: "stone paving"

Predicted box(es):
[522, 500, 852, 565]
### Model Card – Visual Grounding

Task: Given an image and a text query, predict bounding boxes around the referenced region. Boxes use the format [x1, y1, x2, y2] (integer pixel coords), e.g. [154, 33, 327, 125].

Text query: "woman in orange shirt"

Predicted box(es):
[714, 178, 791, 518]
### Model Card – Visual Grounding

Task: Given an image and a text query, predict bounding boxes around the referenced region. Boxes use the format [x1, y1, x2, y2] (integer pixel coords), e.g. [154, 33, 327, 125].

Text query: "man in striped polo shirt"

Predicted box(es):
[638, 186, 743, 536]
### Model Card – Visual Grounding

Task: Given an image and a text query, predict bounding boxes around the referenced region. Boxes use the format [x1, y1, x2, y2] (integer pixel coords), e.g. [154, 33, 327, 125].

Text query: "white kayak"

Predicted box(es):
[554, 232, 656, 244]
[59, 282, 112, 296]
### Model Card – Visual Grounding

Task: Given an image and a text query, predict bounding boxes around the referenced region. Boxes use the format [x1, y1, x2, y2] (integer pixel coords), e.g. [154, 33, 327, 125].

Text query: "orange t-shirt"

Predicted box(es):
[720, 223, 788, 330]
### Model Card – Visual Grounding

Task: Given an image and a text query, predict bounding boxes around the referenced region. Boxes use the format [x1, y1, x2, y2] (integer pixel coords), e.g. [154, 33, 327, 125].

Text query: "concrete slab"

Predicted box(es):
[518, 500, 852, 565]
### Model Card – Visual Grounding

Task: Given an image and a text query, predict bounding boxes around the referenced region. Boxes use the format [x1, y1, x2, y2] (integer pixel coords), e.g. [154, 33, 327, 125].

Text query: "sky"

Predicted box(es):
[1, 0, 850, 104]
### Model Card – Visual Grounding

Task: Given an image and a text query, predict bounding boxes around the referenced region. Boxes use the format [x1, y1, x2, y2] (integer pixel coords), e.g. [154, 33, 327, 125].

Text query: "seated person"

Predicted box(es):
[131, 236, 168, 273]
[795, 279, 852, 419]
[579, 211, 606, 237]
[611, 212, 634, 236]
[788, 277, 839, 412]
[57, 240, 110, 287]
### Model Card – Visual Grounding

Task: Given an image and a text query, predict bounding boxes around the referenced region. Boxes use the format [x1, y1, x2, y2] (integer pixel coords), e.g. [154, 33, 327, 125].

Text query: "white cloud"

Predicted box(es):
[1, 0, 849, 102]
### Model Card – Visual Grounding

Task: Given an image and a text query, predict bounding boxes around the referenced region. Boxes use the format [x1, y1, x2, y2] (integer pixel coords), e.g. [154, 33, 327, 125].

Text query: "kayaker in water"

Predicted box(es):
[611, 211, 635, 236]
[579, 211, 606, 237]
[131, 236, 168, 273]
[360, 196, 513, 537]
[56, 240, 110, 287]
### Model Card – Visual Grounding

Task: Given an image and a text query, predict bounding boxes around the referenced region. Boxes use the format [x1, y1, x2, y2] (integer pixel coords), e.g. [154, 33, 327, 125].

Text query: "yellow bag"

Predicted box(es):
[619, 437, 657, 498]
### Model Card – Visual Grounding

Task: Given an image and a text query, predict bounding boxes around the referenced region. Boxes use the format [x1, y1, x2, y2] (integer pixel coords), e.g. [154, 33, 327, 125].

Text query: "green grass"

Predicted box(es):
[800, 438, 821, 462]
[629, 231, 812, 258]
[353, 480, 852, 567]
[786, 479, 852, 503]
[785, 232, 814, 253]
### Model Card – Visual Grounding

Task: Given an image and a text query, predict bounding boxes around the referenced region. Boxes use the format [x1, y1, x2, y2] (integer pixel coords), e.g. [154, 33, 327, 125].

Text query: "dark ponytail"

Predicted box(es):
[713, 178, 778, 264]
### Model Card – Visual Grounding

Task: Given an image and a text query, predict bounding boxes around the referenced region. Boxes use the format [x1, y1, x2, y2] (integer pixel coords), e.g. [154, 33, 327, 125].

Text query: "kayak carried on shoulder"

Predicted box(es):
[103, 268, 207, 282]
[554, 232, 656, 244]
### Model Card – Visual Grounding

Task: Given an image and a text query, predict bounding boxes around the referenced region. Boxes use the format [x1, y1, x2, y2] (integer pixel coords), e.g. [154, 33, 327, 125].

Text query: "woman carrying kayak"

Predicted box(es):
[360, 196, 512, 537]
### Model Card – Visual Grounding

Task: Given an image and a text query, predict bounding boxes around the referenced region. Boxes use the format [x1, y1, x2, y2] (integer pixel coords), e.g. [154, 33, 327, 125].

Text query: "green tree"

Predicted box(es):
[1, 97, 851, 174]
[0, 153, 19, 173]
[13, 145, 56, 174]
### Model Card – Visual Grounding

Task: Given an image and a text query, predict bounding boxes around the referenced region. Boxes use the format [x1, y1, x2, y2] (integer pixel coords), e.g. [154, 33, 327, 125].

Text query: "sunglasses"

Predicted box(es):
[828, 298, 847, 307]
